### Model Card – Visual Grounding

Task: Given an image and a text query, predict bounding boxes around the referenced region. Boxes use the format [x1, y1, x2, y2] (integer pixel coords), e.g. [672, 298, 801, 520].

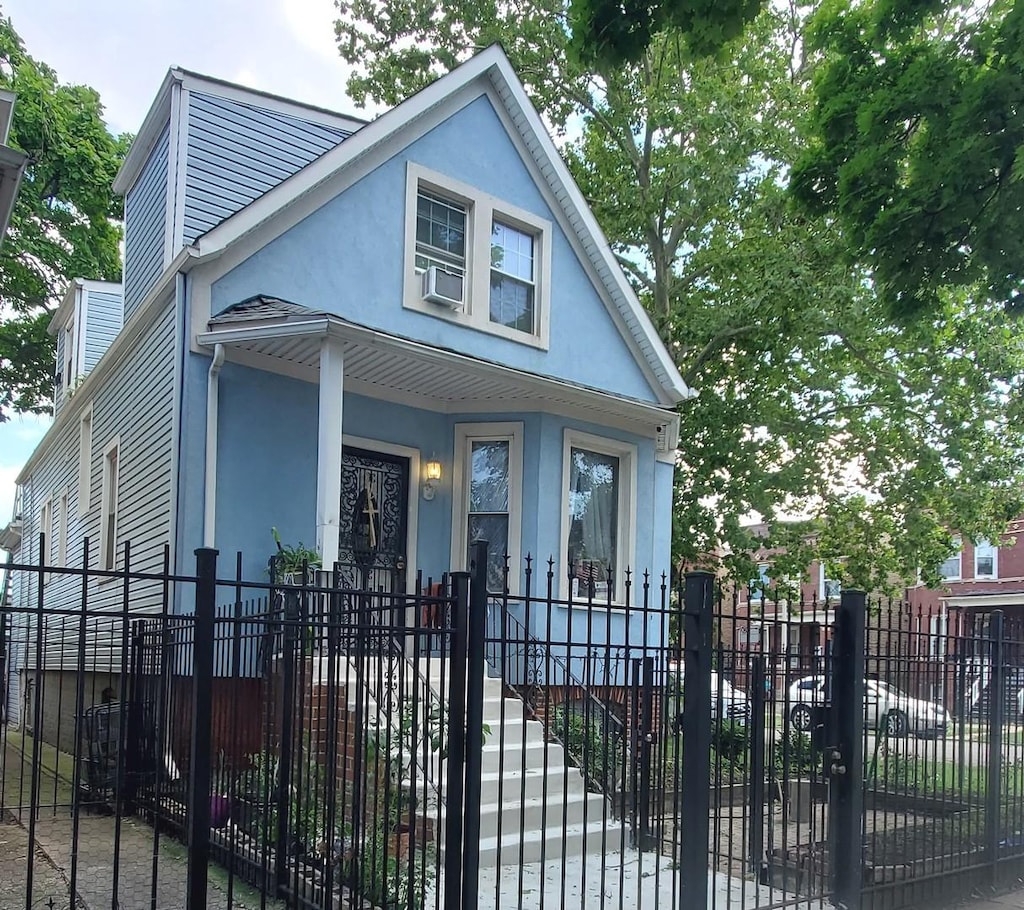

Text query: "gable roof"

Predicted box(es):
[190, 46, 693, 407]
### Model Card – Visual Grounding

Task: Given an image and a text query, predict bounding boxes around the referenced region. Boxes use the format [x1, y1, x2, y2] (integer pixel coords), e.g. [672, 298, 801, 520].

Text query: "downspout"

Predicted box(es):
[203, 344, 225, 548]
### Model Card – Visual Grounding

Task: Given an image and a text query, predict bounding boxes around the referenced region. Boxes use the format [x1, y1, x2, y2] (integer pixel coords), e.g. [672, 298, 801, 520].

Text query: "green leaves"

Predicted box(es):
[0, 14, 129, 421]
[332, 0, 1024, 588]
[567, 0, 766, 68]
[793, 0, 1024, 319]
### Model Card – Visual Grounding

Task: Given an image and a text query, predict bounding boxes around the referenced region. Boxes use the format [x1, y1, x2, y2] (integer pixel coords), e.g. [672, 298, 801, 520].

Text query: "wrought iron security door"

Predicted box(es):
[336, 446, 409, 593]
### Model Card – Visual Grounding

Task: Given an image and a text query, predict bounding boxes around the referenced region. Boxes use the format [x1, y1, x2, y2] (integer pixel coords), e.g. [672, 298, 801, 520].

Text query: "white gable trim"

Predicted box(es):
[190, 46, 692, 406]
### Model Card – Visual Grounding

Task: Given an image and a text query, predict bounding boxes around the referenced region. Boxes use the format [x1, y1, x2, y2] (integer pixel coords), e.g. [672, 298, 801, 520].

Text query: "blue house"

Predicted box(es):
[3, 46, 690, 722]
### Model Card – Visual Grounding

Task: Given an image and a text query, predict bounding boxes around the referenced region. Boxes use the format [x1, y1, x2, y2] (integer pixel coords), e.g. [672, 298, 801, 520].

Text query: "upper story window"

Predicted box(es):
[938, 538, 962, 580]
[749, 564, 771, 600]
[562, 430, 636, 603]
[820, 564, 842, 601]
[974, 539, 997, 578]
[404, 163, 551, 348]
[78, 407, 93, 518]
[490, 221, 535, 333]
[64, 321, 76, 394]
[416, 189, 466, 279]
[100, 438, 120, 571]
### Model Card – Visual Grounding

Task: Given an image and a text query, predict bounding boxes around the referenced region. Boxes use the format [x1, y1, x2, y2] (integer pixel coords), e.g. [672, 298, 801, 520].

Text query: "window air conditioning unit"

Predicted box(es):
[422, 266, 464, 308]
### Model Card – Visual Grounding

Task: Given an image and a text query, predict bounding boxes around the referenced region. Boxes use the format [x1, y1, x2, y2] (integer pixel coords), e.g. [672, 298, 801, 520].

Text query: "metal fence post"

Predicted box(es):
[986, 609, 1005, 875]
[831, 589, 866, 910]
[462, 540, 489, 910]
[680, 571, 713, 909]
[444, 571, 470, 910]
[748, 655, 766, 875]
[187, 547, 218, 910]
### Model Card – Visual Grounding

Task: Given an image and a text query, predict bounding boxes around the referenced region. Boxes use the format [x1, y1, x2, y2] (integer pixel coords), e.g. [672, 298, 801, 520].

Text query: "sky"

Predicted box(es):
[0, 0, 382, 530]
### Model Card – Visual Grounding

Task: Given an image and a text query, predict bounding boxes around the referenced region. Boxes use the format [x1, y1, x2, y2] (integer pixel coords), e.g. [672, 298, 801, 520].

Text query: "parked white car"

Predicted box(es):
[787, 676, 951, 737]
[669, 670, 750, 732]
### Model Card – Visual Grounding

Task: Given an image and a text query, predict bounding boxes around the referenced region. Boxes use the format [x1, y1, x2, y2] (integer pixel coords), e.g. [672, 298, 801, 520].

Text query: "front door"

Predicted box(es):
[336, 446, 409, 593]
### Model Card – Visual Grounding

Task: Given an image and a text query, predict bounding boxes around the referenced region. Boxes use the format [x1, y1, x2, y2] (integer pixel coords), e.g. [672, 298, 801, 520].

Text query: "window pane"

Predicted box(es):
[470, 441, 509, 512]
[939, 542, 961, 579]
[976, 540, 995, 577]
[469, 514, 509, 590]
[491, 222, 534, 281]
[567, 447, 618, 574]
[416, 191, 466, 262]
[489, 274, 535, 332]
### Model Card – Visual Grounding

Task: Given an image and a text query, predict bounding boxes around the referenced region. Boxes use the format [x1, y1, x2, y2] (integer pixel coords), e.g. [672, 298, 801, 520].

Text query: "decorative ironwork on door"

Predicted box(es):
[336, 446, 408, 593]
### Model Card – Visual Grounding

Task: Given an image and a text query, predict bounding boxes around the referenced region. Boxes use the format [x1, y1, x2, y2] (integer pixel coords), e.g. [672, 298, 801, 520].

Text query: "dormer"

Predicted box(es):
[49, 279, 123, 415]
[113, 69, 365, 322]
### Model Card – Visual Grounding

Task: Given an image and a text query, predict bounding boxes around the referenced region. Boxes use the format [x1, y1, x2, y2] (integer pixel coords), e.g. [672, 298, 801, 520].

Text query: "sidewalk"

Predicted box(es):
[2, 734, 278, 910]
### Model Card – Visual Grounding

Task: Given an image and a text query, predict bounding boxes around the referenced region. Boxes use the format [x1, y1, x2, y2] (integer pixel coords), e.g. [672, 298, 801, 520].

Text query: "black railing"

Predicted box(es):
[5, 540, 1024, 910]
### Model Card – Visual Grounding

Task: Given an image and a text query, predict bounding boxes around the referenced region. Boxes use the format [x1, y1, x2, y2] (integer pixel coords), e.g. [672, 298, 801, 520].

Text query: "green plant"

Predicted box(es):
[711, 721, 750, 766]
[269, 527, 322, 578]
[772, 728, 816, 776]
[551, 703, 625, 795]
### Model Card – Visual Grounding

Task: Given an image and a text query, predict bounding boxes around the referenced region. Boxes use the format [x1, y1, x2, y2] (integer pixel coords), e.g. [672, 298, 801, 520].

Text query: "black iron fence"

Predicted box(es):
[3, 540, 1024, 910]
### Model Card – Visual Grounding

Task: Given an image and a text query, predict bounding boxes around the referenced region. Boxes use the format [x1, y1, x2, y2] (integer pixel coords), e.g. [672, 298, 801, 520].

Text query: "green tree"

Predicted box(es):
[334, 0, 1024, 588]
[791, 0, 1024, 320]
[0, 14, 130, 421]
[566, 0, 765, 67]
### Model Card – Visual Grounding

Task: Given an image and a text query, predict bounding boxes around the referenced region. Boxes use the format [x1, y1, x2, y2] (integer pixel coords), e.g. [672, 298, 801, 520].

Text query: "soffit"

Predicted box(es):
[201, 298, 674, 431]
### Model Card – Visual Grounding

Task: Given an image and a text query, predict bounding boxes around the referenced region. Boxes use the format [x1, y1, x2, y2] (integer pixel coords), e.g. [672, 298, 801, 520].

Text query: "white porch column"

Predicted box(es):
[316, 336, 344, 565]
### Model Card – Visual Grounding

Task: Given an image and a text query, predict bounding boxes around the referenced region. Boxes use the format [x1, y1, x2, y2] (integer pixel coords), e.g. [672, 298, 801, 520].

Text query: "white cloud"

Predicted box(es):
[281, 0, 340, 61]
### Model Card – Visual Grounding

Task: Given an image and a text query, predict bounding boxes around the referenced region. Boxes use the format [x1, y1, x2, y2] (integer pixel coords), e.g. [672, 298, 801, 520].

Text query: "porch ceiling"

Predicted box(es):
[197, 300, 676, 433]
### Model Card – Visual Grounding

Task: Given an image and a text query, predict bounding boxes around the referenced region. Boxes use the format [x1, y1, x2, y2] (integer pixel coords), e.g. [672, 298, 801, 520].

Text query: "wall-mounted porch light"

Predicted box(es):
[422, 456, 442, 501]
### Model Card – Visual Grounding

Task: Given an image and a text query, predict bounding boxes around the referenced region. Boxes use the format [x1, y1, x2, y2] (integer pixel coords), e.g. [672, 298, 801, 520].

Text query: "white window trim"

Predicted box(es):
[57, 489, 68, 568]
[974, 539, 997, 579]
[99, 436, 120, 572]
[39, 497, 52, 578]
[559, 429, 637, 604]
[64, 320, 76, 399]
[819, 563, 842, 601]
[929, 612, 948, 659]
[450, 422, 524, 586]
[939, 538, 962, 581]
[403, 162, 552, 350]
[78, 405, 93, 518]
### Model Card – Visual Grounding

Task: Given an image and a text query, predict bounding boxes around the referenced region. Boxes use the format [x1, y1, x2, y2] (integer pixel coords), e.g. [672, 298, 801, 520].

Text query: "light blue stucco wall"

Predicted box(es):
[189, 360, 671, 594]
[210, 94, 661, 406]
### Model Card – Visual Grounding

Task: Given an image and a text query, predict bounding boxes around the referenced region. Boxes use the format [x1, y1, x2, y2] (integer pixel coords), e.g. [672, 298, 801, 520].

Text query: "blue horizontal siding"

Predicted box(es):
[83, 289, 123, 373]
[123, 124, 169, 321]
[183, 93, 351, 243]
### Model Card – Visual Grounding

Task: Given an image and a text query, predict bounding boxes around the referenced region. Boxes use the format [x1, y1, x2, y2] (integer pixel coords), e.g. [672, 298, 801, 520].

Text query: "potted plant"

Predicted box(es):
[269, 527, 322, 584]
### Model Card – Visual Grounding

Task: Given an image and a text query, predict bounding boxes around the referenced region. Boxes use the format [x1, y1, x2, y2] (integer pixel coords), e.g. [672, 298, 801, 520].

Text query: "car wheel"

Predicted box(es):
[885, 710, 907, 737]
[791, 704, 812, 732]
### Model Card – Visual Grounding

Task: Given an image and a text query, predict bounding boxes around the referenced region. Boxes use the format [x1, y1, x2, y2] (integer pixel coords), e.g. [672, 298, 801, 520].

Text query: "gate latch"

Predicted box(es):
[828, 748, 847, 777]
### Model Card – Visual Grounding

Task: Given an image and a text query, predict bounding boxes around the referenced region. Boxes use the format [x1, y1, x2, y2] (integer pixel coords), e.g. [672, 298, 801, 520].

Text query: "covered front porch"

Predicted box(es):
[190, 297, 676, 624]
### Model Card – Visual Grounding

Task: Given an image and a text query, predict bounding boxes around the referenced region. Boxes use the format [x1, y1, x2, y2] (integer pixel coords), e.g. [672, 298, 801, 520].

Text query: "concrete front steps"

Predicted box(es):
[435, 667, 615, 866]
[306, 655, 617, 867]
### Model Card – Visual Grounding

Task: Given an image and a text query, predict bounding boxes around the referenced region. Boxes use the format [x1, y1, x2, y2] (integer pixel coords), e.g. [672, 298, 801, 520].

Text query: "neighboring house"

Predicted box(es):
[727, 519, 1024, 712]
[3, 48, 690, 730]
[905, 518, 1024, 716]
[723, 522, 855, 688]
[0, 89, 27, 246]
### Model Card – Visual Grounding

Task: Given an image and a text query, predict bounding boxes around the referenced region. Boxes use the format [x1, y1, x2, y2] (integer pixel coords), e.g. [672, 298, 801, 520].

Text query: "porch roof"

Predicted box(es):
[198, 296, 679, 437]
[944, 591, 1024, 610]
